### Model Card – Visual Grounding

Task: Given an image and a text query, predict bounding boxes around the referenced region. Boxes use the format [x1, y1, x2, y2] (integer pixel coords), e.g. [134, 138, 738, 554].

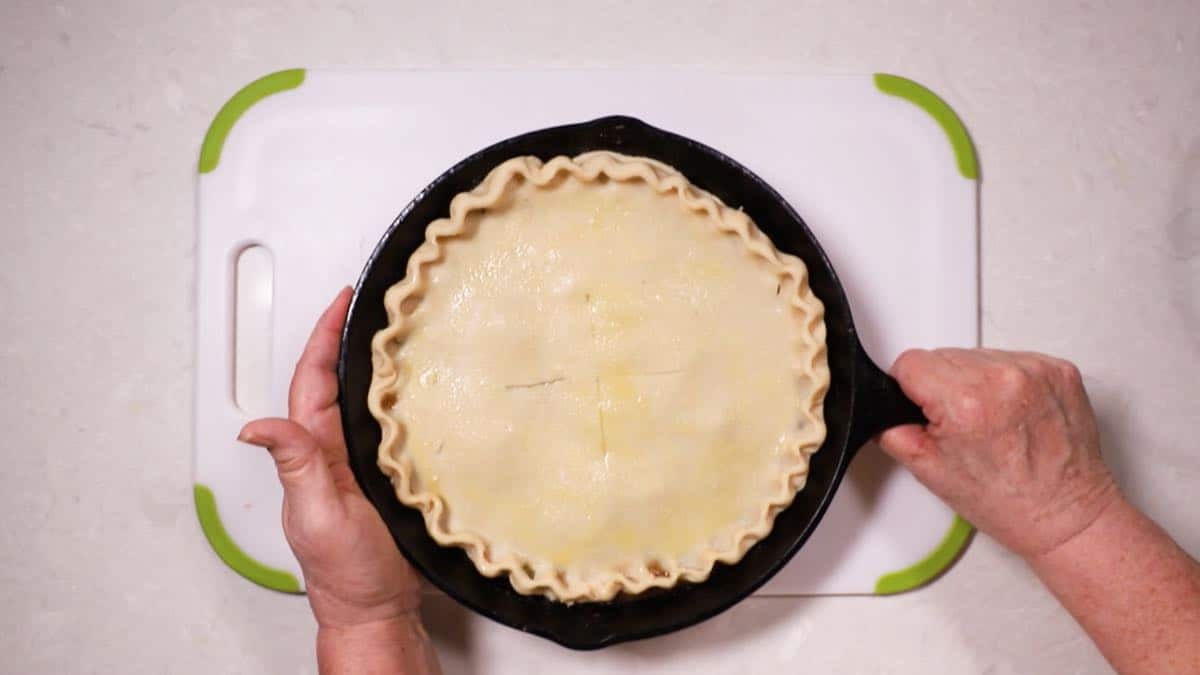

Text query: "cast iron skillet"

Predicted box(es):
[338, 116, 925, 650]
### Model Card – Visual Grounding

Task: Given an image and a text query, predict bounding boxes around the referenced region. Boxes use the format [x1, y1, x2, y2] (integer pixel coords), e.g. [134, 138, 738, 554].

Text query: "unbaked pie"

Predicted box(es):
[369, 151, 828, 602]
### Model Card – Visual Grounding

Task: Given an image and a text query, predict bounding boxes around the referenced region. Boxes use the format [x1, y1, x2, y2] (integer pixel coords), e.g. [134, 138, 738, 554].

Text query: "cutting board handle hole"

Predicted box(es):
[234, 244, 274, 416]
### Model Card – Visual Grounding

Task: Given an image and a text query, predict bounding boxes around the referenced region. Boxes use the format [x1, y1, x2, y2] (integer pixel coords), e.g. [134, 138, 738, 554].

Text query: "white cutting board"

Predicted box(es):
[193, 69, 978, 597]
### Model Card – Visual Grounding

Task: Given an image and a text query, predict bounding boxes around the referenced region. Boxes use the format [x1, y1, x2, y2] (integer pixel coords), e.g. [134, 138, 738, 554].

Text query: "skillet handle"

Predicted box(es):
[846, 342, 928, 455]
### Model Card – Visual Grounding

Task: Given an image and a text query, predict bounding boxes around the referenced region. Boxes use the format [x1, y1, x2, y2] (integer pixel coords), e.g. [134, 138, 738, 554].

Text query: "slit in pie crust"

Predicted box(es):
[369, 151, 829, 603]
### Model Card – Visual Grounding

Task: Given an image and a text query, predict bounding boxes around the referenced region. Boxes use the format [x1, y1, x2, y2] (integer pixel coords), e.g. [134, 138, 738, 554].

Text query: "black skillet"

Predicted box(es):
[338, 116, 926, 650]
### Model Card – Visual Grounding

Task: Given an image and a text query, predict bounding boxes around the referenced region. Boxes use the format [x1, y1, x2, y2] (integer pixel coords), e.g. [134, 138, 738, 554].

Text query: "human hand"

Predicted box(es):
[879, 348, 1121, 560]
[238, 288, 421, 628]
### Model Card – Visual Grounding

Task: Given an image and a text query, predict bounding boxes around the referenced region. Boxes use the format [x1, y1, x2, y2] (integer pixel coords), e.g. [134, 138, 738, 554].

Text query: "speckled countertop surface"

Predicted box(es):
[1, 2, 1197, 673]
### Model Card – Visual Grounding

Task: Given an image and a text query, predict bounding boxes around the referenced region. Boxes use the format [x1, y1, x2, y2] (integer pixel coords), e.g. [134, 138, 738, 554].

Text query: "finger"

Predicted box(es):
[975, 349, 1071, 387]
[890, 349, 966, 419]
[1006, 351, 1079, 385]
[240, 418, 339, 513]
[878, 424, 946, 491]
[878, 423, 937, 464]
[289, 287, 353, 422]
[978, 348, 1052, 363]
[933, 347, 1000, 371]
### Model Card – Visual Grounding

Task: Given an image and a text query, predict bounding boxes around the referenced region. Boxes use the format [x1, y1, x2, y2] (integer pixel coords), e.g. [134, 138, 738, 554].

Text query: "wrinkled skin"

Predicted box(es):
[879, 348, 1120, 559]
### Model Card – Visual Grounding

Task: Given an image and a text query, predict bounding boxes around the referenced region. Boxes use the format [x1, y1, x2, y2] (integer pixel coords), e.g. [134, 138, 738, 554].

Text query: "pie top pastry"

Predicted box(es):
[369, 151, 828, 603]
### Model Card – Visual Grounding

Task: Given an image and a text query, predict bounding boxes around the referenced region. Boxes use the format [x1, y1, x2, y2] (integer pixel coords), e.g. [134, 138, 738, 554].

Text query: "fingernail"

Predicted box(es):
[237, 428, 262, 445]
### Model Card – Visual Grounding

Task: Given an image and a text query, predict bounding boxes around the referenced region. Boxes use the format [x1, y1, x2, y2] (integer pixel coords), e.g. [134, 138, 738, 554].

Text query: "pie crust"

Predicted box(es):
[369, 151, 828, 602]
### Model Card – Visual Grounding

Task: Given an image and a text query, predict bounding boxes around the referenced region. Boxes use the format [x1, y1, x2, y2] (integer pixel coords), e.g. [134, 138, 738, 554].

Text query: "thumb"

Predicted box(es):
[878, 423, 936, 467]
[239, 418, 339, 510]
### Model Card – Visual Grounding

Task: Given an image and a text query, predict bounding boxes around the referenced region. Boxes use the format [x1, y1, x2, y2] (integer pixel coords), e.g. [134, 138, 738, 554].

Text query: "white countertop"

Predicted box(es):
[1, 1, 1197, 673]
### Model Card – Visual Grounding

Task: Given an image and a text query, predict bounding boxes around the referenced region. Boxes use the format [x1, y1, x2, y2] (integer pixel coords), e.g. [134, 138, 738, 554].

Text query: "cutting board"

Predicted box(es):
[193, 69, 978, 597]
